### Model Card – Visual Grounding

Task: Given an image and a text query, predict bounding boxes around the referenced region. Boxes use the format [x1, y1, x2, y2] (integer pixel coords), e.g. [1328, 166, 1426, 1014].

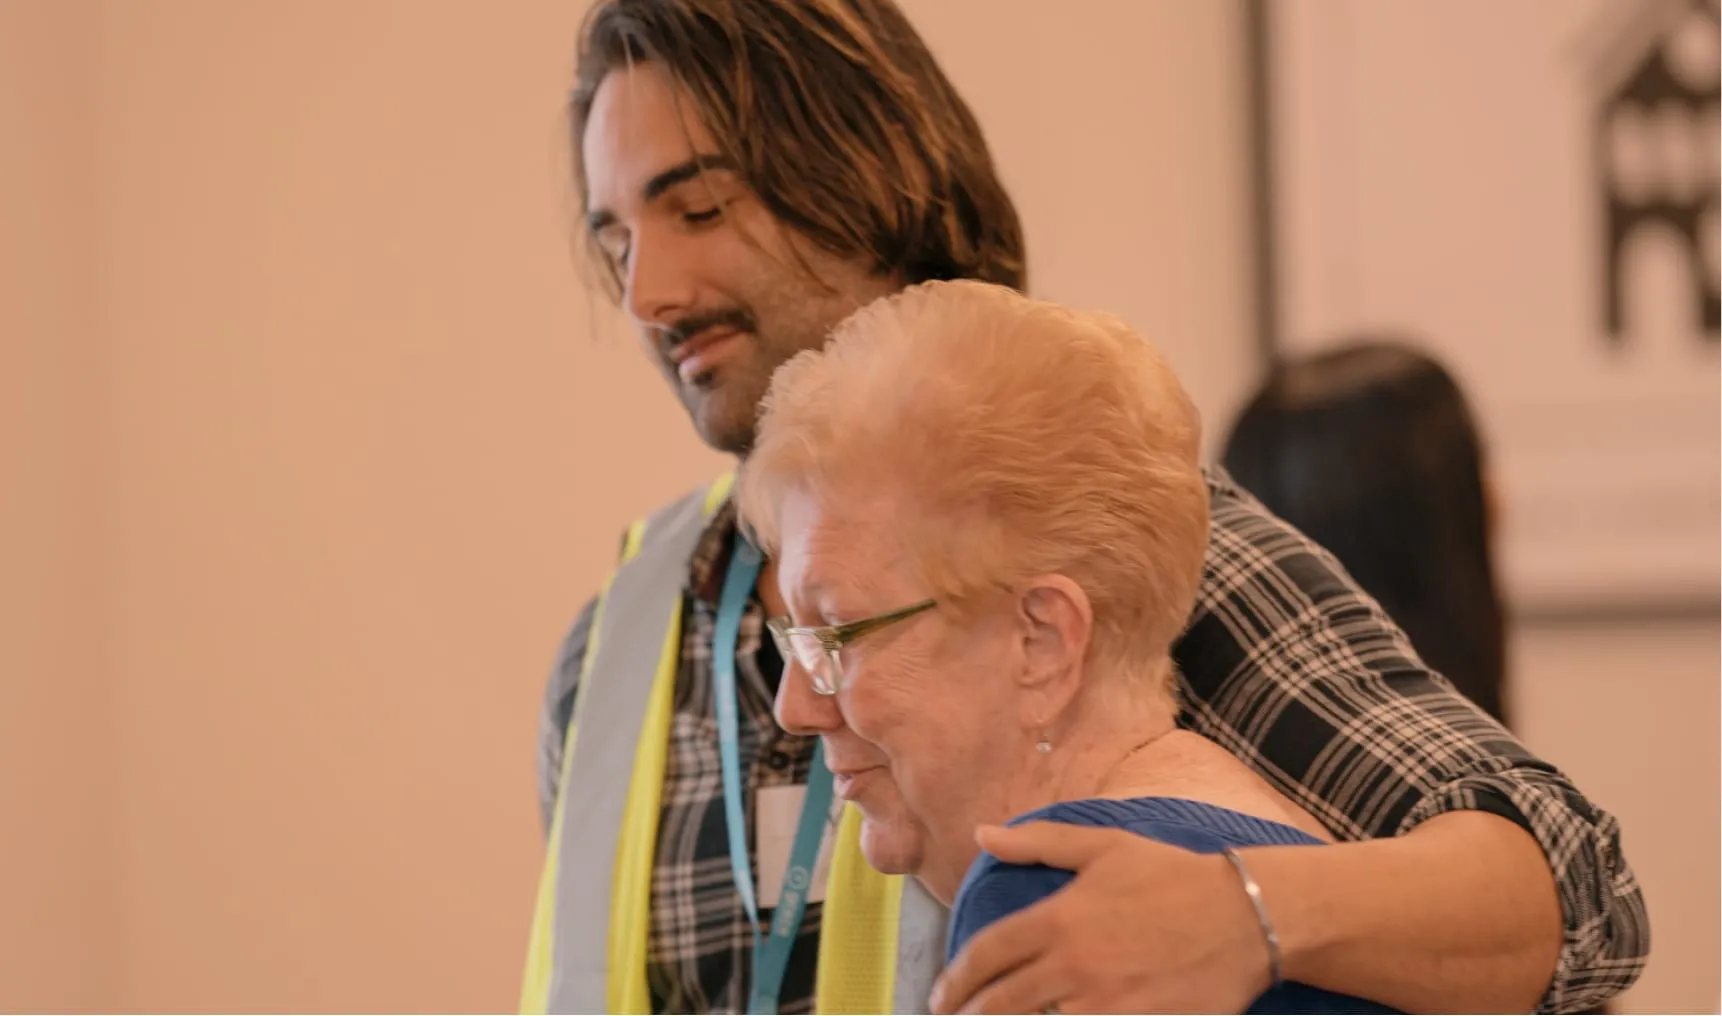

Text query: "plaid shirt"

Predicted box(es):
[538, 468, 1648, 1014]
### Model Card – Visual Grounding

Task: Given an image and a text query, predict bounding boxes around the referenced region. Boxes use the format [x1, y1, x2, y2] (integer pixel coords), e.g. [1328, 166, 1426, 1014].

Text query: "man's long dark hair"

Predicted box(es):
[1222, 340, 1509, 726]
[569, 0, 1026, 297]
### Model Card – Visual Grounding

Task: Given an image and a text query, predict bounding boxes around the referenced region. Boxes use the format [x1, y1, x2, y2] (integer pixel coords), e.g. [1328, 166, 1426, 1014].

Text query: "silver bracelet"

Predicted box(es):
[1220, 846, 1284, 988]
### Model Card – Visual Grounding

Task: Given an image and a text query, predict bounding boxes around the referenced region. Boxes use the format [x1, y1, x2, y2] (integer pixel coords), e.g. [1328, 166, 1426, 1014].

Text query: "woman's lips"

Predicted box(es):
[831, 765, 883, 801]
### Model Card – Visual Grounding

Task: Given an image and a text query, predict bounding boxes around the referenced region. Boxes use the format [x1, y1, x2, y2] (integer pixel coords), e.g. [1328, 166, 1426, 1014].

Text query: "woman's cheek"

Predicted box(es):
[838, 667, 905, 742]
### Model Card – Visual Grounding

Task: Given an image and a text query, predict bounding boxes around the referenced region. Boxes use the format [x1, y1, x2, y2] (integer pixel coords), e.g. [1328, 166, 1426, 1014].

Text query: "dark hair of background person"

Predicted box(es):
[1221, 340, 1509, 727]
[568, 0, 1026, 298]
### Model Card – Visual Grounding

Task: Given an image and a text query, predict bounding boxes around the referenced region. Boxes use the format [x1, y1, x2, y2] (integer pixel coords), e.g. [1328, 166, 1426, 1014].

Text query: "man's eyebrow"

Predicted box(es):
[585, 154, 738, 234]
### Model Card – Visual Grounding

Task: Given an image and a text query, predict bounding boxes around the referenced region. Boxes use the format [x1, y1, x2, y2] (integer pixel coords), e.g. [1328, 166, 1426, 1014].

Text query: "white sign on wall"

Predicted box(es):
[1267, 0, 1720, 614]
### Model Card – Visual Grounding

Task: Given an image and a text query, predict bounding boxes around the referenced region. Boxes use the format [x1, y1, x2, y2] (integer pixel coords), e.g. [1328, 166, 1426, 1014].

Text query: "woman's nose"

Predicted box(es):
[774, 659, 841, 736]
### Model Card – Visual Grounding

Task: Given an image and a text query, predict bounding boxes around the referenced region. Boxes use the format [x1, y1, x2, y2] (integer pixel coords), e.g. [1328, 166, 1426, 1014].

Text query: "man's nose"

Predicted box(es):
[622, 225, 697, 328]
[774, 659, 841, 737]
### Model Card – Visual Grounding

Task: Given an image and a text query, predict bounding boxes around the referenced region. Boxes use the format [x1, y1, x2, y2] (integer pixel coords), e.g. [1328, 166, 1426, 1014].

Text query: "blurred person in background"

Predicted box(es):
[1221, 341, 1508, 726]
[523, 1, 1647, 1012]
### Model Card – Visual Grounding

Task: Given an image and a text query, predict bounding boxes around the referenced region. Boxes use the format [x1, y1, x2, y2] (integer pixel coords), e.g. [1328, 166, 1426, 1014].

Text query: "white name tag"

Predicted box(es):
[756, 783, 841, 909]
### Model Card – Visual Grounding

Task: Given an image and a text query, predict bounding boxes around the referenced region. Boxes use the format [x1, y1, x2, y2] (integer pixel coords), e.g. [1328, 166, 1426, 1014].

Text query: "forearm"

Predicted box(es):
[1247, 811, 1563, 1013]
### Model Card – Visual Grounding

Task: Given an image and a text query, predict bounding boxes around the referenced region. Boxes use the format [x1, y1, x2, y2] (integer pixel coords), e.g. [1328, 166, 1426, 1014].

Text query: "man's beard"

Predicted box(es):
[685, 375, 763, 457]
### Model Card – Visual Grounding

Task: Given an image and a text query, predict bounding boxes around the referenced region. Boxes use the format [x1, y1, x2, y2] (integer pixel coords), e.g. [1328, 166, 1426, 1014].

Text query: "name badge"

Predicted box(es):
[756, 783, 841, 908]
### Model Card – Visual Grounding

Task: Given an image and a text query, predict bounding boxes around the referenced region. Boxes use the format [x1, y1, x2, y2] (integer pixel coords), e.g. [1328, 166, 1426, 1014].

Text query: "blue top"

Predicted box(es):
[947, 797, 1400, 1015]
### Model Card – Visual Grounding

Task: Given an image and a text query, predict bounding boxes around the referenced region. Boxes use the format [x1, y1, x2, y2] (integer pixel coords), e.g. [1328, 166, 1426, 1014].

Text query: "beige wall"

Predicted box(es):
[91, 1, 690, 1009]
[0, 2, 113, 1011]
[3, 0, 1252, 1010]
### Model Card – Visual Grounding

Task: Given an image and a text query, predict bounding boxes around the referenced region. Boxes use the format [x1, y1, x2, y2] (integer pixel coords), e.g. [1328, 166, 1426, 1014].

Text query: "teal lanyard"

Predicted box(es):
[713, 536, 836, 1014]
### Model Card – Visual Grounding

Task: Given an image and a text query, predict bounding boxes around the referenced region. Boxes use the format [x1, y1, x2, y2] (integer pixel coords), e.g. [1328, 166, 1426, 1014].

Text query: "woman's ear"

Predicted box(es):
[1015, 574, 1092, 726]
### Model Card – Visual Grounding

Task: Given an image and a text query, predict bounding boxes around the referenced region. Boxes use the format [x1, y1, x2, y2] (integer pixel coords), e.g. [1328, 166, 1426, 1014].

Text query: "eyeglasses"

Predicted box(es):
[766, 599, 937, 696]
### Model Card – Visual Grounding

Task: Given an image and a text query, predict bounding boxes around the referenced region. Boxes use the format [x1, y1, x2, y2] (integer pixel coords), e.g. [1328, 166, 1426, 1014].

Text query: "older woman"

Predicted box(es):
[737, 281, 1399, 1014]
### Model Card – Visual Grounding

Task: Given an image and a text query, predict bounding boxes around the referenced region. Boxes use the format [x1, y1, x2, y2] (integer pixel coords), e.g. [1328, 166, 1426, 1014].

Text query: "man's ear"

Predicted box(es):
[1015, 574, 1093, 727]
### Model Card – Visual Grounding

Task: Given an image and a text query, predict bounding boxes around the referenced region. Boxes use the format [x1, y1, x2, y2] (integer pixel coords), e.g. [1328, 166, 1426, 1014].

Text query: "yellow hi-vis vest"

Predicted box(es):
[520, 475, 948, 1014]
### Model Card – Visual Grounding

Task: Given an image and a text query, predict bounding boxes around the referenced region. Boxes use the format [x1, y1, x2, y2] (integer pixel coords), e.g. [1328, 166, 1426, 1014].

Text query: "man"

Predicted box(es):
[525, 1, 1648, 1013]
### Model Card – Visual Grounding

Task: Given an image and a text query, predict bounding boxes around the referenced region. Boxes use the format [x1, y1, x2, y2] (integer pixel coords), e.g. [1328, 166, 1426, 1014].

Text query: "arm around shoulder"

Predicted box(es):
[1176, 470, 1648, 1011]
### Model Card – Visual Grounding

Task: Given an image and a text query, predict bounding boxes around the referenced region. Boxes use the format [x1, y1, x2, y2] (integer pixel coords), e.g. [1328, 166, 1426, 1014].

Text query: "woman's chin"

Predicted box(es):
[858, 815, 922, 877]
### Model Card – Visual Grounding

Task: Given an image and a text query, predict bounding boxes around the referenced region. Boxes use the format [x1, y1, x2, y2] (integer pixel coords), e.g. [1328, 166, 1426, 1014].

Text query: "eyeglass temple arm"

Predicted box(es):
[821, 599, 937, 648]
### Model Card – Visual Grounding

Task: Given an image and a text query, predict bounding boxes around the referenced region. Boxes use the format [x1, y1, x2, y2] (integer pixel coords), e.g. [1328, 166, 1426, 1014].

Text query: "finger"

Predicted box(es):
[954, 953, 1080, 1016]
[975, 820, 1132, 870]
[929, 893, 1061, 1014]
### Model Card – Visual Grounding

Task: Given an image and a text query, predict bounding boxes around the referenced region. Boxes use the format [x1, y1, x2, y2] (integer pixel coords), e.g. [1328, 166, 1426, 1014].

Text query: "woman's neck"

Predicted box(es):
[916, 682, 1177, 907]
[1043, 709, 1180, 805]
[1028, 659, 1183, 807]
[1036, 691, 1339, 844]
[916, 668, 1335, 905]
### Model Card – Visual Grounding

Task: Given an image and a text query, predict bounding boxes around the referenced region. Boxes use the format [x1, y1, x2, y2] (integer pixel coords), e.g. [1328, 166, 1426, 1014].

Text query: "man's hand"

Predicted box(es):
[929, 822, 1275, 1014]
[931, 811, 1564, 1014]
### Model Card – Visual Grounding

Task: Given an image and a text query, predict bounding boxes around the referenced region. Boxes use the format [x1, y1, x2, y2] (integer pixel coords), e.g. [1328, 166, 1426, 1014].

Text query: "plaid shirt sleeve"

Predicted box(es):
[1174, 468, 1649, 1013]
[537, 594, 597, 834]
[539, 527, 635, 833]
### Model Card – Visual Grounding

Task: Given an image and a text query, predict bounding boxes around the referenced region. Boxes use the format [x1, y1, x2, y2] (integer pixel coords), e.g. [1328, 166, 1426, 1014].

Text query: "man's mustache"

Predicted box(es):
[663, 308, 756, 350]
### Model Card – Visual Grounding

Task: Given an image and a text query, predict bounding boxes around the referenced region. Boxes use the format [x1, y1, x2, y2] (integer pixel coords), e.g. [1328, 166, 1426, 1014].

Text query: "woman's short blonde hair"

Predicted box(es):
[738, 280, 1210, 676]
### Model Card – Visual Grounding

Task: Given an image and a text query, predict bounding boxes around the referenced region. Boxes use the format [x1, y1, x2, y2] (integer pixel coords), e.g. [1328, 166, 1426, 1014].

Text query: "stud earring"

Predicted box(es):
[1035, 737, 1052, 755]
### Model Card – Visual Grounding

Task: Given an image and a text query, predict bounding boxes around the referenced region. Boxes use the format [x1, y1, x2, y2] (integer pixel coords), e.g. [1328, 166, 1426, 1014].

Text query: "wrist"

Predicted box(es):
[1220, 847, 1284, 989]
[1227, 844, 1346, 990]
